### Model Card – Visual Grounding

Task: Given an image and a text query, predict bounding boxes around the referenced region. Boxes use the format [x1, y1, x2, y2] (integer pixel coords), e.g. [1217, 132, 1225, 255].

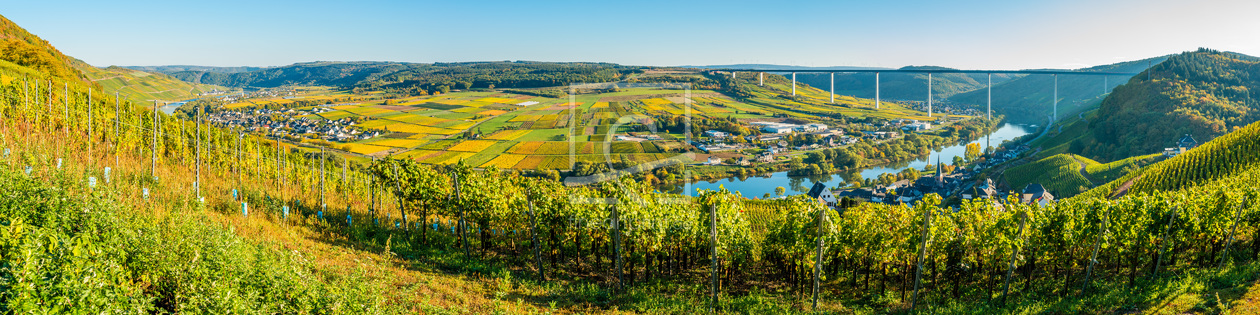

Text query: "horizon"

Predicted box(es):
[7, 0, 1260, 70]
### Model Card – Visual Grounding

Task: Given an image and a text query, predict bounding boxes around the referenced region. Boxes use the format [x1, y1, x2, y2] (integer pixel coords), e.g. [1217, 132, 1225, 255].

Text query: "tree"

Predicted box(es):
[965, 142, 982, 162]
[775, 186, 786, 197]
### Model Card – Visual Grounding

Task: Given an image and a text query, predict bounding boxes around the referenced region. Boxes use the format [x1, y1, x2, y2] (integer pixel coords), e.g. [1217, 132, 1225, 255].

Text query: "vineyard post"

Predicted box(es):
[910, 205, 932, 311]
[612, 204, 623, 290]
[151, 100, 157, 180]
[236, 131, 241, 195]
[1001, 211, 1028, 305]
[87, 88, 92, 167]
[453, 171, 467, 256]
[195, 106, 202, 200]
[710, 203, 718, 313]
[527, 199, 544, 281]
[812, 197, 827, 311]
[342, 158, 347, 201]
[321, 147, 326, 213]
[392, 161, 406, 234]
[113, 92, 119, 183]
[1082, 207, 1109, 293]
[63, 83, 68, 156]
[1218, 197, 1249, 269]
[1154, 205, 1178, 275]
[370, 157, 376, 223]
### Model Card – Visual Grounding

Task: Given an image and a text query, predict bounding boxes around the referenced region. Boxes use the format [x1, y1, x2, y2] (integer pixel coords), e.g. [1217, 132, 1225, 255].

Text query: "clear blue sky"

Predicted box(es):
[6, 0, 1259, 69]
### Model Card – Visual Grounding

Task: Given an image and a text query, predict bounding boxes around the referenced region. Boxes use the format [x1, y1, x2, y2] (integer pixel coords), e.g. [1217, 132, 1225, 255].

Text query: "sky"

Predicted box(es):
[5, 0, 1260, 70]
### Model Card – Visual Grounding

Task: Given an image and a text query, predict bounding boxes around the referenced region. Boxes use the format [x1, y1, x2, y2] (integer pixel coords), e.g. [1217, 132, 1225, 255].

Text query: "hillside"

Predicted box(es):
[1079, 117, 1260, 199]
[949, 56, 1166, 124]
[75, 60, 233, 104]
[1086, 49, 1260, 160]
[0, 13, 81, 80]
[168, 61, 643, 94]
[122, 65, 267, 74]
[1003, 153, 1096, 198]
[792, 66, 1022, 101]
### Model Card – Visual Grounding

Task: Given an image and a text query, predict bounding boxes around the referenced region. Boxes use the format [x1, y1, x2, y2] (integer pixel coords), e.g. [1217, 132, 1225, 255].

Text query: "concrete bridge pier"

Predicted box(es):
[876, 72, 881, 110]
[987, 73, 992, 120]
[829, 72, 835, 104]
[1053, 73, 1058, 121]
[927, 73, 933, 117]
[792, 72, 797, 96]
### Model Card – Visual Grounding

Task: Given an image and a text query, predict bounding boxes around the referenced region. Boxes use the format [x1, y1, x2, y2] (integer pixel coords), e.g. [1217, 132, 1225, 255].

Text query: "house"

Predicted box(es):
[1020, 183, 1055, 206]
[963, 178, 997, 200]
[704, 130, 729, 139]
[756, 153, 776, 163]
[1164, 134, 1200, 157]
[705, 156, 723, 165]
[807, 182, 836, 206]
[1178, 134, 1198, 149]
[752, 121, 801, 134]
[798, 123, 828, 132]
[902, 122, 932, 131]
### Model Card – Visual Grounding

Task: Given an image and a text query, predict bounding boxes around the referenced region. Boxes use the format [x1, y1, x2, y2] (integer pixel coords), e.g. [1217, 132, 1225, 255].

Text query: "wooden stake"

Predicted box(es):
[910, 205, 932, 311]
[1001, 211, 1028, 304]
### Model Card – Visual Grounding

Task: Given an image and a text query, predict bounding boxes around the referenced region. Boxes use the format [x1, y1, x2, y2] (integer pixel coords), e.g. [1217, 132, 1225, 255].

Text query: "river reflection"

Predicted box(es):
[662, 123, 1034, 198]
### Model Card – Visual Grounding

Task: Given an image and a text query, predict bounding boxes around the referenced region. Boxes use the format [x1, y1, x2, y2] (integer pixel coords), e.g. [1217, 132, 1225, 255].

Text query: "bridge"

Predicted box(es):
[709, 67, 1148, 122]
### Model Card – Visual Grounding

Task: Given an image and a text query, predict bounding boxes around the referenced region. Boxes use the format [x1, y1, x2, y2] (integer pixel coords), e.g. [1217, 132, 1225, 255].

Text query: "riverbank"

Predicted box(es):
[666, 121, 1033, 197]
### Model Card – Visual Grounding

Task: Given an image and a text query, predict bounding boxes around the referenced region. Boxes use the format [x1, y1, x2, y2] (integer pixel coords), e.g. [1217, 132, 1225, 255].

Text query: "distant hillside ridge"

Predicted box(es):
[948, 56, 1167, 124]
[790, 65, 1022, 102]
[165, 61, 644, 95]
[122, 65, 268, 74]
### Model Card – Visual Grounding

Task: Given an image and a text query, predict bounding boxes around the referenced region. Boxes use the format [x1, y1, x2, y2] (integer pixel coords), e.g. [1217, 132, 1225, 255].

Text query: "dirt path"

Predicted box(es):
[1072, 154, 1099, 186]
[1108, 175, 1142, 199]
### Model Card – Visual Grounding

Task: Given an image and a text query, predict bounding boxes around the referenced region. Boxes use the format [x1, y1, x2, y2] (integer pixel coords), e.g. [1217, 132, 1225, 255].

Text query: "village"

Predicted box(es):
[205, 106, 380, 142]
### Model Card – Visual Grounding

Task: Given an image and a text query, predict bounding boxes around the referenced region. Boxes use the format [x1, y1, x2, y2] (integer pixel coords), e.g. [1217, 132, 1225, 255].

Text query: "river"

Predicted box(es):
[666, 123, 1035, 198]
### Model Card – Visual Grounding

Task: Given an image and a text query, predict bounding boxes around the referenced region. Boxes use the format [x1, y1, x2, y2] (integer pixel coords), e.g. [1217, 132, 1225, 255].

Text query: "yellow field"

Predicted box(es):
[446, 140, 498, 152]
[509, 115, 539, 122]
[508, 141, 543, 154]
[391, 114, 448, 126]
[485, 130, 530, 141]
[333, 104, 361, 110]
[342, 143, 391, 155]
[480, 154, 526, 168]
[385, 124, 463, 135]
[372, 139, 425, 148]
[591, 102, 609, 109]
[640, 98, 672, 106]
[424, 152, 476, 165]
[477, 110, 508, 116]
[399, 149, 443, 160]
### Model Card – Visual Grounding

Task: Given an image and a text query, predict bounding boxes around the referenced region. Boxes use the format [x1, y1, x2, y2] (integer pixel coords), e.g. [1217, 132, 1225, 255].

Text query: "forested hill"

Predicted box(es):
[0, 14, 81, 80]
[948, 56, 1166, 124]
[1085, 49, 1260, 160]
[790, 66, 1022, 101]
[166, 61, 644, 94]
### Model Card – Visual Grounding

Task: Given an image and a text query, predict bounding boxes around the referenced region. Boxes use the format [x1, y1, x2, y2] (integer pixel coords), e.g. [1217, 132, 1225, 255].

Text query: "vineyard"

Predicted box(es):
[1081, 121, 1260, 200]
[5, 56, 1260, 314]
[1003, 153, 1095, 198]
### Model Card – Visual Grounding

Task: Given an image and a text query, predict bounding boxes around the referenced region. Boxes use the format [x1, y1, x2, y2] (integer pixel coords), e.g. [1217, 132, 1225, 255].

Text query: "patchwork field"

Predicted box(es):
[234, 76, 940, 170]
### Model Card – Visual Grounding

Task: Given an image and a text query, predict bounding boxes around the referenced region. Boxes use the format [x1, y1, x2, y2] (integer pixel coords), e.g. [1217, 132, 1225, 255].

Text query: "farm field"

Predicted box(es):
[225, 71, 948, 171]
